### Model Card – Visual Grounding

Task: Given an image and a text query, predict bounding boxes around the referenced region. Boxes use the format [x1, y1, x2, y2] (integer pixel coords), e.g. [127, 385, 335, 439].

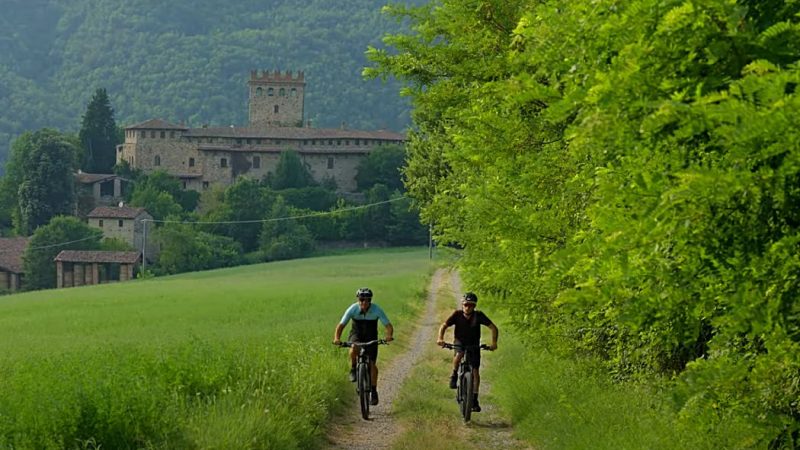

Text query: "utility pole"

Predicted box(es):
[142, 219, 148, 272]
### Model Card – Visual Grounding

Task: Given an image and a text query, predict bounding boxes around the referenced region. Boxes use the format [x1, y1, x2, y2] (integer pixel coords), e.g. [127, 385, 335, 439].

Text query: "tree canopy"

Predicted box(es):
[369, 0, 800, 445]
[78, 88, 120, 173]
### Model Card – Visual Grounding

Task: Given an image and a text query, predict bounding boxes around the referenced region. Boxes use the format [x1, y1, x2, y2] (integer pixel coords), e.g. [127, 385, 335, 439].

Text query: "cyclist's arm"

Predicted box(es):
[333, 323, 346, 344]
[488, 323, 499, 350]
[384, 323, 394, 341]
[437, 322, 450, 346]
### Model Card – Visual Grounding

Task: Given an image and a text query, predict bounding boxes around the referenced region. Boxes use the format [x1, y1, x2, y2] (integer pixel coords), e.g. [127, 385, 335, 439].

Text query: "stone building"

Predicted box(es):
[75, 172, 131, 217]
[0, 237, 29, 292]
[54, 250, 141, 288]
[87, 206, 153, 257]
[117, 70, 405, 192]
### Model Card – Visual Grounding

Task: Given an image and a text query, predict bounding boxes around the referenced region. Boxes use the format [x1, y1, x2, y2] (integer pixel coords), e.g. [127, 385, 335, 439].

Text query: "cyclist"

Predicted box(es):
[333, 287, 394, 405]
[436, 292, 498, 412]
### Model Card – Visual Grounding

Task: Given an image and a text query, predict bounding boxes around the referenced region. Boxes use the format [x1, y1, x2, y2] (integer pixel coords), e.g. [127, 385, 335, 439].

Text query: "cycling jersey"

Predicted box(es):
[340, 302, 391, 342]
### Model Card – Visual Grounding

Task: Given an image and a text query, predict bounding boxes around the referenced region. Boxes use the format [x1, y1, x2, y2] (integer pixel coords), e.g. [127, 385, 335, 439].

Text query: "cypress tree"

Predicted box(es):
[78, 88, 119, 173]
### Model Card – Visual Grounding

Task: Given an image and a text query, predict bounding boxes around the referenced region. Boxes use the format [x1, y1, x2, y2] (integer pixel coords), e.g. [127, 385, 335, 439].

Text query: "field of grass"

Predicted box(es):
[0, 248, 432, 449]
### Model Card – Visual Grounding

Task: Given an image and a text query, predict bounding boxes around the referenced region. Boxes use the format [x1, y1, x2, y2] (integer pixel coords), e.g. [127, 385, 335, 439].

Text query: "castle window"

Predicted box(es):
[303, 140, 308, 145]
[118, 220, 124, 228]
[346, 140, 350, 145]
[160, 131, 165, 139]
[256, 87, 263, 96]
[355, 140, 360, 145]
[154, 155, 161, 166]
[328, 140, 333, 145]
[337, 140, 341, 146]
[99, 219, 104, 227]
[189, 157, 195, 167]
[279, 88, 286, 96]
[151, 131, 156, 138]
[203, 181, 209, 189]
[220, 158, 228, 168]
[170, 131, 175, 138]
[274, 105, 279, 114]
[140, 130, 145, 138]
[291, 88, 297, 96]
[312, 140, 316, 145]
[327, 157, 334, 169]
[236, 139, 242, 144]
[182, 181, 187, 189]
[268, 88, 274, 96]
[253, 156, 261, 169]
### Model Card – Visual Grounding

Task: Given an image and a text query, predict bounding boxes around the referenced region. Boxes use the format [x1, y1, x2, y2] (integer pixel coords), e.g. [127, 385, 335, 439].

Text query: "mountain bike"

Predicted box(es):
[442, 343, 491, 423]
[337, 339, 387, 420]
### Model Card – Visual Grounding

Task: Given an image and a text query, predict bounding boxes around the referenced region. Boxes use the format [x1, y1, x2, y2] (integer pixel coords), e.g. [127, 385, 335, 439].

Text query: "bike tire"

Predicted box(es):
[358, 363, 370, 420]
[462, 371, 474, 422]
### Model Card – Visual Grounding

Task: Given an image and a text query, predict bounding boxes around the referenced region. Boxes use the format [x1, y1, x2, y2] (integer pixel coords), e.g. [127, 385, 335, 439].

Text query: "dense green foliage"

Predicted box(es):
[0, 248, 430, 448]
[370, 0, 800, 445]
[0, 0, 416, 167]
[355, 144, 406, 191]
[1, 129, 80, 235]
[22, 216, 101, 290]
[78, 88, 120, 173]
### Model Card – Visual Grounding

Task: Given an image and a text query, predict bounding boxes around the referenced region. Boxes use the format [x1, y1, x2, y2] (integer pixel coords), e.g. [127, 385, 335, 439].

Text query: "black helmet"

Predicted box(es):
[462, 292, 478, 304]
[356, 287, 373, 299]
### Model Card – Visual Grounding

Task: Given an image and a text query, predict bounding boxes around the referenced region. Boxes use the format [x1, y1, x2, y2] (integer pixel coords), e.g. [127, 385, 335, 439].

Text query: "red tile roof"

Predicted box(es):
[0, 237, 29, 273]
[54, 250, 141, 264]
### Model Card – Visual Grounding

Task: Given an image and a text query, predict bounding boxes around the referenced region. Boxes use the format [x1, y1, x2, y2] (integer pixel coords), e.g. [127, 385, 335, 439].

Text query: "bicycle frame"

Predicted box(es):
[443, 343, 490, 422]
[338, 339, 386, 420]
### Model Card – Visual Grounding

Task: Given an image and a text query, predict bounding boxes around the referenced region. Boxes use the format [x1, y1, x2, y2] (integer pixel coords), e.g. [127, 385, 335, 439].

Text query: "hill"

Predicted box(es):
[0, 0, 415, 165]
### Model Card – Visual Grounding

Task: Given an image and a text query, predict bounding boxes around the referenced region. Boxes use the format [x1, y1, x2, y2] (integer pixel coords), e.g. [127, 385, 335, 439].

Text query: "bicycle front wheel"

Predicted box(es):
[358, 363, 370, 420]
[461, 371, 474, 422]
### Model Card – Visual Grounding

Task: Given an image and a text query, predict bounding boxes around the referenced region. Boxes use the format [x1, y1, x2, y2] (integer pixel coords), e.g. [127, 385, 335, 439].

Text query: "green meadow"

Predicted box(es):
[0, 248, 432, 449]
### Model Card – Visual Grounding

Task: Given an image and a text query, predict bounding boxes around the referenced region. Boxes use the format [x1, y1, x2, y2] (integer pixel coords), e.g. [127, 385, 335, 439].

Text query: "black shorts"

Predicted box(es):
[348, 330, 379, 362]
[454, 341, 481, 369]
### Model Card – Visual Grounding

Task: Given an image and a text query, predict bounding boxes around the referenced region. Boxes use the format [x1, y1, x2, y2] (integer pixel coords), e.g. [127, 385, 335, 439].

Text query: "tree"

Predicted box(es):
[155, 222, 241, 275]
[259, 196, 314, 260]
[22, 216, 101, 290]
[270, 150, 315, 189]
[79, 88, 120, 173]
[2, 129, 80, 235]
[355, 144, 406, 192]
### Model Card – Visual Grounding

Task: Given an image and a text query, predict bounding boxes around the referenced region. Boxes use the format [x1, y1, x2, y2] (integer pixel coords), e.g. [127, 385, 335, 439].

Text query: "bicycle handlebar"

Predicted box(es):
[441, 343, 493, 351]
[335, 339, 388, 348]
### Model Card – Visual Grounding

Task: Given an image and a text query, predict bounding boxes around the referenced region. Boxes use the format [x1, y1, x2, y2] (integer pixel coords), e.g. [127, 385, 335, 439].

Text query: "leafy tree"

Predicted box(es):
[355, 144, 406, 192]
[369, 0, 800, 444]
[386, 192, 427, 245]
[218, 178, 274, 252]
[22, 215, 101, 290]
[270, 150, 315, 189]
[155, 222, 241, 274]
[259, 196, 314, 260]
[2, 129, 80, 235]
[78, 88, 120, 173]
[129, 186, 182, 221]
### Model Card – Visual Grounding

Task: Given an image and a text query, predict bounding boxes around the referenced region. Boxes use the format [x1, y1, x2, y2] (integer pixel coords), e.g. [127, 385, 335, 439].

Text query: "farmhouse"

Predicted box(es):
[0, 237, 29, 292]
[117, 70, 405, 192]
[87, 205, 153, 257]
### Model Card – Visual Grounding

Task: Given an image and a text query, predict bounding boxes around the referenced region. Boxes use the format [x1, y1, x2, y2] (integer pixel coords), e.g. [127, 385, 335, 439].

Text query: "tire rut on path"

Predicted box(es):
[323, 269, 447, 449]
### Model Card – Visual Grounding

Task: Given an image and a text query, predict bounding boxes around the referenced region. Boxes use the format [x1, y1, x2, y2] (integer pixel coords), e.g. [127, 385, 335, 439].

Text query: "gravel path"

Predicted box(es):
[323, 269, 446, 449]
[324, 268, 532, 449]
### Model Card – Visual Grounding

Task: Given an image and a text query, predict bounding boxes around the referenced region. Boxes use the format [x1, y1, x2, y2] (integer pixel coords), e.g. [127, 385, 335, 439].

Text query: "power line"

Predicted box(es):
[143, 197, 407, 225]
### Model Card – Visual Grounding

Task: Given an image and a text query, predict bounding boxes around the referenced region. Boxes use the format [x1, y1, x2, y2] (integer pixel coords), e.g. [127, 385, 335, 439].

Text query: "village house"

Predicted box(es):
[0, 237, 29, 292]
[75, 171, 131, 216]
[86, 205, 153, 257]
[116, 70, 405, 192]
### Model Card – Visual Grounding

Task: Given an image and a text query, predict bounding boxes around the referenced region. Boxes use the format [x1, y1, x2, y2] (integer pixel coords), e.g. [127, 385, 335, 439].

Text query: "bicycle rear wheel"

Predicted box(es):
[358, 363, 370, 420]
[461, 371, 474, 422]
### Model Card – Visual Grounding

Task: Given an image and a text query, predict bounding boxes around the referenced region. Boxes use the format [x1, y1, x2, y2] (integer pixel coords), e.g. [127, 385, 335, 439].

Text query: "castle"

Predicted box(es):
[116, 70, 405, 192]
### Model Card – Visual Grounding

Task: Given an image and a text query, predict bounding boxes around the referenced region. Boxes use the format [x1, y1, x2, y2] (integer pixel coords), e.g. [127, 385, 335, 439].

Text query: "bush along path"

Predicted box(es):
[324, 268, 532, 450]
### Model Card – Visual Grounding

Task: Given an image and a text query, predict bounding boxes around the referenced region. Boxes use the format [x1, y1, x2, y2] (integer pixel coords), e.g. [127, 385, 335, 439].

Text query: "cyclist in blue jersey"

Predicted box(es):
[333, 287, 394, 405]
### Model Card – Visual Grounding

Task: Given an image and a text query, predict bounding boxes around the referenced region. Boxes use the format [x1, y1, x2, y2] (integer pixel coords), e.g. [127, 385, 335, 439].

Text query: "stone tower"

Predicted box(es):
[248, 70, 305, 128]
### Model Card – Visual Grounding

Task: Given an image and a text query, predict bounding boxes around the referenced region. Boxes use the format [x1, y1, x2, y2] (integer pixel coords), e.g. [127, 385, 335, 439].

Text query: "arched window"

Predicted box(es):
[154, 155, 161, 166]
[256, 87, 263, 96]
[279, 88, 286, 96]
[268, 88, 274, 96]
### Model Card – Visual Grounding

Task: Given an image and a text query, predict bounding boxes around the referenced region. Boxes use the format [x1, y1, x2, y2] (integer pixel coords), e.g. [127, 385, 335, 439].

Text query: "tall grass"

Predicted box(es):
[0, 248, 431, 449]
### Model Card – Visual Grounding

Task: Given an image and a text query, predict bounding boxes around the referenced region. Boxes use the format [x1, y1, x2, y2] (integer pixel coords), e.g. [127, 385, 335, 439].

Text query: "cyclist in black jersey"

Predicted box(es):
[437, 292, 498, 412]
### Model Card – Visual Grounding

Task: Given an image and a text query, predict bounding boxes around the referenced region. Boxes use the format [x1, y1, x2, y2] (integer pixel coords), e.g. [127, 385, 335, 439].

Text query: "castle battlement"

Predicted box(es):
[250, 70, 305, 82]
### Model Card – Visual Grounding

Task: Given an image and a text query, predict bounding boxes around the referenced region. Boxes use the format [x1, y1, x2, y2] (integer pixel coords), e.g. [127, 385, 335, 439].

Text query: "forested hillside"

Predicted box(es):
[0, 0, 414, 165]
